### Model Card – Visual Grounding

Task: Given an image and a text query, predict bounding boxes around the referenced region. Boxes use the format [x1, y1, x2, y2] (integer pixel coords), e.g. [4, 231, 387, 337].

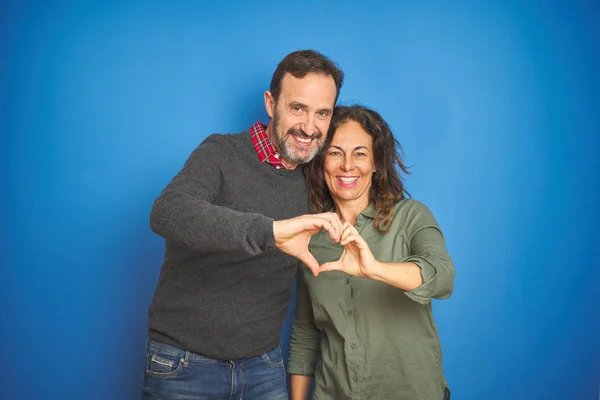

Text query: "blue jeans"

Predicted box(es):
[142, 338, 288, 400]
[444, 386, 451, 400]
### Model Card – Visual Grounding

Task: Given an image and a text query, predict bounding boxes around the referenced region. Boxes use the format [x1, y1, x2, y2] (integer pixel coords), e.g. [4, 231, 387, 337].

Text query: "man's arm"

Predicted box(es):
[150, 135, 342, 262]
[150, 135, 275, 254]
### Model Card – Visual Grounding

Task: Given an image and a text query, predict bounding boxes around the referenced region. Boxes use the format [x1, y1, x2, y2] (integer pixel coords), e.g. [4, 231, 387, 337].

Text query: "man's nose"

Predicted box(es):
[301, 113, 317, 135]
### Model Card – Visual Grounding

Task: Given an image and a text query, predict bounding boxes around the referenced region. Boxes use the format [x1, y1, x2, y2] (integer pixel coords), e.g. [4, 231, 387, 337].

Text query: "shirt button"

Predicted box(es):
[350, 343, 356, 349]
[347, 310, 353, 316]
[274, 154, 279, 158]
[276, 166, 281, 169]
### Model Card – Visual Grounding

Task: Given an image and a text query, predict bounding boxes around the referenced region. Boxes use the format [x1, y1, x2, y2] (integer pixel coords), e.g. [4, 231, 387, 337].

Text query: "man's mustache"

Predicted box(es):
[287, 128, 322, 140]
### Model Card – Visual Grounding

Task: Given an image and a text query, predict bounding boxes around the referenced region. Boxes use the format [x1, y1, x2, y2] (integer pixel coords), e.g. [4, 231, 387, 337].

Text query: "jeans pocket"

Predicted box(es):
[261, 347, 284, 369]
[145, 352, 184, 379]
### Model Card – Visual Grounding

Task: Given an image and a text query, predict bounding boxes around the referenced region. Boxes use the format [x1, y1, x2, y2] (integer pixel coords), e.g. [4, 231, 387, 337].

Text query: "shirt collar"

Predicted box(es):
[249, 121, 286, 169]
[329, 202, 377, 219]
[361, 203, 377, 219]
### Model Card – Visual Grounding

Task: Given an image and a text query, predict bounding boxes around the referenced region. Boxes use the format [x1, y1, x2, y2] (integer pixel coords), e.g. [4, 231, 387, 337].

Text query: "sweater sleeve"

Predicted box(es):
[399, 200, 455, 305]
[149, 134, 276, 254]
[287, 268, 320, 376]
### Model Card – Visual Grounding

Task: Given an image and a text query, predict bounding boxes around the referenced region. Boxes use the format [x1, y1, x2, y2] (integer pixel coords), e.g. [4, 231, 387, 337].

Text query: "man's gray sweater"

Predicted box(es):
[148, 130, 309, 360]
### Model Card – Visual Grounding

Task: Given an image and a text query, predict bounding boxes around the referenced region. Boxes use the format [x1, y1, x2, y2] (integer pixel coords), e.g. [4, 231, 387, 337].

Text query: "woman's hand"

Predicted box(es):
[319, 222, 378, 278]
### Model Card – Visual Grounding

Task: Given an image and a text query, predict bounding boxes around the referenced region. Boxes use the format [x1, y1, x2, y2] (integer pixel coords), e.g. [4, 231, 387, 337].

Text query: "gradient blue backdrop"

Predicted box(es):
[2, 1, 599, 399]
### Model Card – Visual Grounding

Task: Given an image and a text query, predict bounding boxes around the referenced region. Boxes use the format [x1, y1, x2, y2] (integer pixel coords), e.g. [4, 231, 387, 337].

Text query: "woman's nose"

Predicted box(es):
[342, 155, 354, 171]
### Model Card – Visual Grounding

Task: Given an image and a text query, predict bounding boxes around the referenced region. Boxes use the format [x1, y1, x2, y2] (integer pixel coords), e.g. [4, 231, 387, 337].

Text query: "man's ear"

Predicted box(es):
[264, 91, 275, 119]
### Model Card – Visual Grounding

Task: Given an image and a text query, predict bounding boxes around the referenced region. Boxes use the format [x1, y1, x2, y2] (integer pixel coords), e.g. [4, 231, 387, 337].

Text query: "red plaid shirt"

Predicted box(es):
[250, 122, 286, 169]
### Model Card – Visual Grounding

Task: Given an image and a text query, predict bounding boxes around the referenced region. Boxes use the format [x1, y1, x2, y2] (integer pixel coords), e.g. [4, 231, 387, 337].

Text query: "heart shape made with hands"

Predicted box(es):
[279, 217, 376, 278]
[315, 223, 376, 278]
[274, 212, 346, 276]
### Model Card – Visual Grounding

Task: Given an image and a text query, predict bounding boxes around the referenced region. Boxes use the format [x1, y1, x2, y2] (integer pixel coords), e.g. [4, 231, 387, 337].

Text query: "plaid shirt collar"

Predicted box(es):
[250, 122, 286, 169]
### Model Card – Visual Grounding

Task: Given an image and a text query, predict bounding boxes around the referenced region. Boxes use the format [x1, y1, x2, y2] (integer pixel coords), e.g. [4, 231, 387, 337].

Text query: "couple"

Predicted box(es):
[143, 50, 455, 400]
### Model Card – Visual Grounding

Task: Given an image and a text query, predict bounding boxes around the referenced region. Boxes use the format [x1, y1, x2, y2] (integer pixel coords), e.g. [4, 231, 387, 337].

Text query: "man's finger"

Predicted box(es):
[313, 213, 342, 240]
[299, 253, 320, 277]
[317, 219, 341, 242]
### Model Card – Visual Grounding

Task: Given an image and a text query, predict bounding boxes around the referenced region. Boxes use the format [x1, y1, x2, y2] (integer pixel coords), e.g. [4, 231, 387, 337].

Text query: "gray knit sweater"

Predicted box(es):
[147, 130, 309, 360]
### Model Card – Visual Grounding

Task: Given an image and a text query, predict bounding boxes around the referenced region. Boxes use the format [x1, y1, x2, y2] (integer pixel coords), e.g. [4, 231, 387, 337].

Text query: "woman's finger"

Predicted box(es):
[340, 231, 362, 246]
[319, 261, 341, 272]
[340, 223, 357, 243]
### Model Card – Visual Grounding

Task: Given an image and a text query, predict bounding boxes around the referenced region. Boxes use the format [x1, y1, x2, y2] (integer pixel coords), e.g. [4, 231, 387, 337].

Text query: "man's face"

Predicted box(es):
[265, 72, 337, 169]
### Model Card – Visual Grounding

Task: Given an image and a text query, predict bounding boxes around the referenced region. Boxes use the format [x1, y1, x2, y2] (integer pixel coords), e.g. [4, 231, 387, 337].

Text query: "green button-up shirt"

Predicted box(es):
[288, 199, 455, 400]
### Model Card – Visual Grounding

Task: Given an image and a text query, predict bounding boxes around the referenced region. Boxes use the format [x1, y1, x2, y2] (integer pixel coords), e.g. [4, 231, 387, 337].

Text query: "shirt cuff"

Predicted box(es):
[400, 255, 437, 305]
[287, 360, 316, 376]
[248, 215, 276, 250]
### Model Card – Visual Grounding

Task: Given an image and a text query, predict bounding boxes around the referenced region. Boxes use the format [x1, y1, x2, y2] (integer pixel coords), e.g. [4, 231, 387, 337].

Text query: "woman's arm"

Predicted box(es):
[287, 268, 320, 399]
[290, 374, 313, 400]
[318, 201, 455, 304]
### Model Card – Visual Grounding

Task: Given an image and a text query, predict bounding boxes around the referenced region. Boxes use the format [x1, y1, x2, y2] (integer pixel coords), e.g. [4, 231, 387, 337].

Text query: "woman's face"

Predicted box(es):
[324, 120, 375, 208]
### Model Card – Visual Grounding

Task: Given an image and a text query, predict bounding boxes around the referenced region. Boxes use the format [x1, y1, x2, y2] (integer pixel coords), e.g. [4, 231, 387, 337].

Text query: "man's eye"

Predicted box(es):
[317, 111, 329, 118]
[355, 152, 366, 157]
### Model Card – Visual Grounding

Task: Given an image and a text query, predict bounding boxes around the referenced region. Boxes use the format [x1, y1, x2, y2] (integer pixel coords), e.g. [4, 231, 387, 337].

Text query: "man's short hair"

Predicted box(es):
[269, 50, 344, 103]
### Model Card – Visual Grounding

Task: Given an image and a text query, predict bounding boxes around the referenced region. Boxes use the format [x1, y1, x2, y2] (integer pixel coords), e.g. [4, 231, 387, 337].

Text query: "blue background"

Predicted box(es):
[2, 1, 599, 399]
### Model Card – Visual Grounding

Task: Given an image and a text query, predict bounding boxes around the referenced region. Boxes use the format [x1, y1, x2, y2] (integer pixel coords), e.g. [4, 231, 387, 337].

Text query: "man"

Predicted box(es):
[143, 50, 344, 399]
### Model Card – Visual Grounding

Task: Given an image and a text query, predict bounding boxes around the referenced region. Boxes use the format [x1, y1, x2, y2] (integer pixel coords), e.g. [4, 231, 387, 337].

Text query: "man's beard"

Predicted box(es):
[271, 109, 323, 165]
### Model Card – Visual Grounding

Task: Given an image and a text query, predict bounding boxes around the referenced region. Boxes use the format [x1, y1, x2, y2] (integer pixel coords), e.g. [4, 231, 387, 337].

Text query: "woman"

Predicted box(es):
[288, 105, 455, 400]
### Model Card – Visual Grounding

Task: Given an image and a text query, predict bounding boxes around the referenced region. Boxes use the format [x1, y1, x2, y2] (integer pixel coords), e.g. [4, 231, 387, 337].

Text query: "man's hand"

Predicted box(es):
[274, 213, 342, 276]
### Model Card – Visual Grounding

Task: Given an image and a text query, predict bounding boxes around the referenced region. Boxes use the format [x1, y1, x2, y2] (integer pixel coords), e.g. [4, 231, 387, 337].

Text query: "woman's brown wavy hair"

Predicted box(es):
[304, 105, 410, 232]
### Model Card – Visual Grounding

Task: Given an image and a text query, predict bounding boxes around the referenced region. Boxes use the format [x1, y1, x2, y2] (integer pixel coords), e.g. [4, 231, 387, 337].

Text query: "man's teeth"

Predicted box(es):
[294, 136, 312, 143]
[339, 177, 358, 183]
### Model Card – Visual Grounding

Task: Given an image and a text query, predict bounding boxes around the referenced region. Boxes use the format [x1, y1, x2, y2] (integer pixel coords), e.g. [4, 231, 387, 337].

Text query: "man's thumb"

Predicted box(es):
[300, 254, 320, 277]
